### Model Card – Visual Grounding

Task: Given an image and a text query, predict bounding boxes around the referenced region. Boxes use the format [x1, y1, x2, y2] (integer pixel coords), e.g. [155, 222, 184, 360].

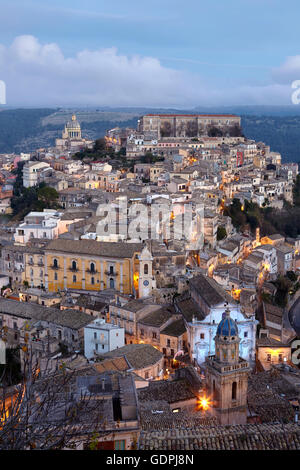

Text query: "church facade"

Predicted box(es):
[55, 114, 94, 152]
[174, 274, 257, 365]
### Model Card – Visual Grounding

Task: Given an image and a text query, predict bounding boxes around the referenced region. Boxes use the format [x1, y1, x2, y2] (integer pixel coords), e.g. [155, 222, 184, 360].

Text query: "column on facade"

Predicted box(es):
[120, 262, 123, 293]
[100, 261, 104, 290]
[63, 257, 67, 289]
[82, 259, 85, 289]
[44, 255, 48, 289]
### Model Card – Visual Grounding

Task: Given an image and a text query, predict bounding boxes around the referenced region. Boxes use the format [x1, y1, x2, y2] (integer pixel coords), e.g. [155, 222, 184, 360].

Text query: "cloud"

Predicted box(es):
[0, 35, 296, 107]
[272, 56, 300, 85]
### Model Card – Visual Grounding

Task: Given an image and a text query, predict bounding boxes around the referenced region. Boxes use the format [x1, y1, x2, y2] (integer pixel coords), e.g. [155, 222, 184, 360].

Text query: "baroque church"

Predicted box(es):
[174, 274, 257, 365]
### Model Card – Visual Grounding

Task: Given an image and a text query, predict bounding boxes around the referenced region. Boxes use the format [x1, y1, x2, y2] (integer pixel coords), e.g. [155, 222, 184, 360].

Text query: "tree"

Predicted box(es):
[37, 186, 59, 207]
[217, 226, 227, 241]
[0, 346, 104, 450]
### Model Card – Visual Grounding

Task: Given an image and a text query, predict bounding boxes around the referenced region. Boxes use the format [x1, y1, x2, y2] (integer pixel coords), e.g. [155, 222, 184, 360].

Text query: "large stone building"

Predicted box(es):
[138, 114, 241, 139]
[55, 114, 94, 152]
[44, 239, 161, 298]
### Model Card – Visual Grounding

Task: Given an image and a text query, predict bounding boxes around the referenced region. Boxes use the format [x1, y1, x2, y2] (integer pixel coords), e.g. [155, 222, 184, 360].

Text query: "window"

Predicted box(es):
[53, 258, 58, 268]
[152, 332, 157, 339]
[232, 381, 237, 400]
[54, 272, 58, 281]
[109, 265, 114, 274]
[144, 264, 148, 275]
[267, 354, 271, 362]
[73, 275, 77, 283]
[90, 262, 95, 273]
[244, 331, 248, 338]
[171, 349, 174, 357]
[114, 440, 126, 450]
[94, 332, 97, 339]
[145, 371, 149, 379]
[278, 354, 283, 363]
[72, 260, 77, 270]
[58, 330, 62, 340]
[200, 333, 205, 340]
[91, 277, 95, 285]
[167, 339, 170, 347]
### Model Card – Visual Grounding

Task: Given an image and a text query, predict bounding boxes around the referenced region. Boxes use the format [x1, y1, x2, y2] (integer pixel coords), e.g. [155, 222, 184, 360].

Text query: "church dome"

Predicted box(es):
[66, 114, 81, 129]
[216, 308, 238, 337]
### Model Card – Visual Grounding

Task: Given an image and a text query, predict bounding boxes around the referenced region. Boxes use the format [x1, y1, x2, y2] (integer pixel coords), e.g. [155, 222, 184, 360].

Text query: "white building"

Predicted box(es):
[14, 209, 66, 244]
[84, 318, 124, 360]
[174, 274, 257, 365]
[23, 161, 51, 188]
[253, 244, 278, 276]
[276, 244, 294, 274]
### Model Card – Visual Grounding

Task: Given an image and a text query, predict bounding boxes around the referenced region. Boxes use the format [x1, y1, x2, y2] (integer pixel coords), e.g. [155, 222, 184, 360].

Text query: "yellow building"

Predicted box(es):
[24, 249, 45, 288]
[45, 239, 143, 294]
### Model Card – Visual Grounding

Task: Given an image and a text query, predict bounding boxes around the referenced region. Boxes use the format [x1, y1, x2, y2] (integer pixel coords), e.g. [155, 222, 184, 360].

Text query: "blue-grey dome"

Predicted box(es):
[217, 311, 238, 337]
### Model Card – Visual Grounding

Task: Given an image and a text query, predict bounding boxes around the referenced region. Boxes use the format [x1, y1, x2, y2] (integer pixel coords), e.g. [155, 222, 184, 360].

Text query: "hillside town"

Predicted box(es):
[0, 112, 300, 451]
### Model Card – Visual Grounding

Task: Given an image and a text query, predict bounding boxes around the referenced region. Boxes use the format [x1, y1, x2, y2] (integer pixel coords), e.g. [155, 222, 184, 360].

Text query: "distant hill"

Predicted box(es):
[0, 106, 300, 162]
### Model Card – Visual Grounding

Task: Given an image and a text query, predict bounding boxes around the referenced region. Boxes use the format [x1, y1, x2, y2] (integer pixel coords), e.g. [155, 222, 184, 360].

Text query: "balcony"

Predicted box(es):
[105, 271, 117, 277]
[50, 264, 59, 270]
[69, 267, 79, 272]
[86, 269, 97, 274]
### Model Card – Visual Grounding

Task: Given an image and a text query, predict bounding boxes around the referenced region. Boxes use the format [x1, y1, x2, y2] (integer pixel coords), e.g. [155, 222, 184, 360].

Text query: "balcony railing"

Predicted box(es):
[69, 267, 79, 272]
[86, 269, 97, 274]
[50, 265, 59, 270]
[105, 271, 117, 277]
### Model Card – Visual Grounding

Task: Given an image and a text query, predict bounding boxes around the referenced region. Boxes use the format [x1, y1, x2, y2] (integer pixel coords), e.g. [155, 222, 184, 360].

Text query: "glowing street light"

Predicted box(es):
[197, 395, 211, 411]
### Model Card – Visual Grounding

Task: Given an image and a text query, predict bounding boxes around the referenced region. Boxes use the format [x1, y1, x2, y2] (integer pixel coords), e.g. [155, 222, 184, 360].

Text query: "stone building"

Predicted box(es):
[138, 114, 241, 139]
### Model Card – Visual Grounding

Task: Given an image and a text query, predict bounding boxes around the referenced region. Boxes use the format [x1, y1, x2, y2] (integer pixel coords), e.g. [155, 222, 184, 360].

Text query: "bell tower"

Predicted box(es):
[205, 308, 250, 425]
[138, 246, 155, 298]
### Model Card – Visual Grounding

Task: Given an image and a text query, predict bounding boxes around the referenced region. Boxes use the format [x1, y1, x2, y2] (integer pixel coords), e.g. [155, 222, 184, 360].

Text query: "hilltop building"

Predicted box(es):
[55, 114, 94, 152]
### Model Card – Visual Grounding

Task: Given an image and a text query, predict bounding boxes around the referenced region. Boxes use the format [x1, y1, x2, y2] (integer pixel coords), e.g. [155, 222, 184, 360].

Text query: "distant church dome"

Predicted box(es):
[216, 308, 238, 337]
[66, 114, 81, 129]
[62, 114, 82, 140]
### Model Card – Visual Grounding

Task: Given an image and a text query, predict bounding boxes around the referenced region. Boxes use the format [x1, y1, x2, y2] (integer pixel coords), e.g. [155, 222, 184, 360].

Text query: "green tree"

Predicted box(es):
[217, 226, 227, 241]
[37, 186, 59, 206]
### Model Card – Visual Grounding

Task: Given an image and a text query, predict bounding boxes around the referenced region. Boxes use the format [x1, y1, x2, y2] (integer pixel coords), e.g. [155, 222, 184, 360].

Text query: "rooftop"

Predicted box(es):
[99, 343, 163, 370]
[45, 239, 143, 258]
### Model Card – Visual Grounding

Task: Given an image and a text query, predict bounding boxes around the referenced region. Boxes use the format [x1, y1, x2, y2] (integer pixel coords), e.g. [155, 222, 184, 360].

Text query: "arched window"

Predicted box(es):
[53, 258, 58, 268]
[54, 272, 58, 281]
[110, 278, 114, 289]
[91, 277, 95, 285]
[90, 262, 95, 273]
[232, 381, 237, 400]
[72, 260, 77, 270]
[73, 275, 77, 283]
[144, 264, 148, 275]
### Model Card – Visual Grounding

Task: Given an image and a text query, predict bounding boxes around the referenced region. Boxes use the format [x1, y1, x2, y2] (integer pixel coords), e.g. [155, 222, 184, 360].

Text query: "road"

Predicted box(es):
[288, 295, 300, 336]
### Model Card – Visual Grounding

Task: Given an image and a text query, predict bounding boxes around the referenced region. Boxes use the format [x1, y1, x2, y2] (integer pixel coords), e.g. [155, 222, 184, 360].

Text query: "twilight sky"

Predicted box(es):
[1, 0, 300, 107]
